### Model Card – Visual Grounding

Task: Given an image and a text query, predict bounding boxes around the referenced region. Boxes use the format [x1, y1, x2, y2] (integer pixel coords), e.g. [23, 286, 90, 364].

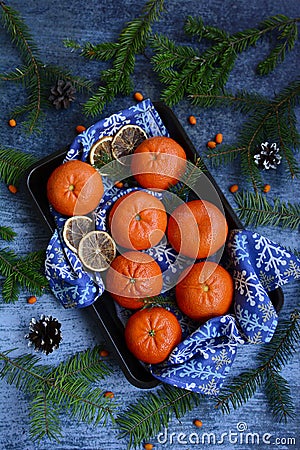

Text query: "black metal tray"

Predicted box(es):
[26, 101, 284, 389]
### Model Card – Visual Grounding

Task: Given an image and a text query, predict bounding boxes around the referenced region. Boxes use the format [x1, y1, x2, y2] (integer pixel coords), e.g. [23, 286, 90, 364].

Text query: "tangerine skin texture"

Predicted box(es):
[176, 261, 234, 322]
[167, 199, 228, 259]
[47, 160, 104, 216]
[124, 307, 182, 364]
[105, 251, 163, 309]
[108, 190, 167, 250]
[131, 136, 187, 190]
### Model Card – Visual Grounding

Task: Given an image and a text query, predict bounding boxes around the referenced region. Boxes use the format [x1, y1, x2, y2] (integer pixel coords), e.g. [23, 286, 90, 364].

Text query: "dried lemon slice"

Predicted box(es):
[111, 124, 147, 165]
[63, 215, 94, 253]
[89, 135, 113, 173]
[78, 231, 116, 272]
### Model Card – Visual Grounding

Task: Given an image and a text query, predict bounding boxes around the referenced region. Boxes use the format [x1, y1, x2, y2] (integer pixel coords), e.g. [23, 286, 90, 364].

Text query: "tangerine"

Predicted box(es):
[108, 190, 167, 250]
[124, 307, 182, 364]
[175, 261, 234, 322]
[167, 199, 228, 259]
[131, 136, 187, 190]
[105, 251, 163, 309]
[47, 160, 104, 216]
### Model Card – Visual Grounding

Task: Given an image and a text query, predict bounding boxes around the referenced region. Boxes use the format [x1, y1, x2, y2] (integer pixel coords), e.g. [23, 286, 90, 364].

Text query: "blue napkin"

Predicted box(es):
[45, 99, 300, 394]
[150, 229, 300, 395]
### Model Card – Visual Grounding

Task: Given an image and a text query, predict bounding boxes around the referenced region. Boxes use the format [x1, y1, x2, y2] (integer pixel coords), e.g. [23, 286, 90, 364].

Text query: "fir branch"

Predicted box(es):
[215, 310, 300, 422]
[81, 0, 165, 116]
[140, 294, 175, 308]
[0, 248, 48, 303]
[215, 370, 265, 415]
[0, 3, 92, 132]
[256, 15, 299, 75]
[164, 156, 206, 210]
[117, 384, 201, 448]
[152, 14, 300, 107]
[0, 225, 16, 241]
[30, 392, 63, 442]
[264, 369, 295, 422]
[205, 79, 300, 190]
[64, 39, 120, 61]
[0, 145, 37, 186]
[0, 346, 115, 442]
[233, 190, 300, 230]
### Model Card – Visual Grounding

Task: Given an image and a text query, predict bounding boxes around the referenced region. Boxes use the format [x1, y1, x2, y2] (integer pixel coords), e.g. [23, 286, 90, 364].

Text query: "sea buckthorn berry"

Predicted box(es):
[27, 296, 37, 305]
[103, 391, 114, 399]
[215, 133, 223, 144]
[229, 184, 239, 193]
[8, 184, 18, 194]
[263, 184, 271, 193]
[8, 118, 17, 127]
[75, 125, 86, 134]
[193, 419, 203, 427]
[134, 92, 144, 102]
[207, 141, 217, 149]
[99, 349, 109, 357]
[188, 115, 197, 125]
[144, 444, 154, 450]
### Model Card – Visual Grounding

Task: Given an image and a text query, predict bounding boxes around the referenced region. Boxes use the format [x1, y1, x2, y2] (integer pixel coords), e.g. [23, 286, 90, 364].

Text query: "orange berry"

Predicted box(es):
[207, 141, 216, 149]
[8, 118, 17, 127]
[99, 349, 109, 357]
[263, 184, 271, 193]
[188, 115, 197, 125]
[229, 184, 239, 193]
[134, 92, 144, 102]
[76, 125, 86, 134]
[144, 444, 154, 450]
[103, 391, 114, 399]
[215, 133, 223, 144]
[114, 181, 124, 189]
[27, 296, 37, 305]
[8, 184, 18, 194]
[193, 419, 203, 427]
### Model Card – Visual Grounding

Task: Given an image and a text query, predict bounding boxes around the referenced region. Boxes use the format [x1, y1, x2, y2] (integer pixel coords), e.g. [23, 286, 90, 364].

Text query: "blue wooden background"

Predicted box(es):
[0, 1, 299, 449]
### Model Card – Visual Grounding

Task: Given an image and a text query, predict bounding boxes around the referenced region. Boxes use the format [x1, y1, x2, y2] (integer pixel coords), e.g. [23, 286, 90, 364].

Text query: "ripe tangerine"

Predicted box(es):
[175, 261, 234, 322]
[47, 160, 104, 216]
[131, 136, 187, 190]
[167, 199, 228, 259]
[124, 307, 182, 364]
[108, 190, 167, 250]
[105, 251, 163, 309]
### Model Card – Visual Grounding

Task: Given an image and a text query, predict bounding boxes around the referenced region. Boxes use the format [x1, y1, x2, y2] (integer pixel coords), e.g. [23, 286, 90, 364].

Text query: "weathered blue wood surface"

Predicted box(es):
[0, 1, 299, 449]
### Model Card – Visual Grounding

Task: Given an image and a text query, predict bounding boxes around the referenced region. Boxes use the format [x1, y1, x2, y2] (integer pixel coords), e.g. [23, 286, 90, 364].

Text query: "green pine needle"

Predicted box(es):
[215, 310, 300, 421]
[264, 369, 295, 422]
[0, 225, 16, 241]
[204, 79, 300, 190]
[117, 384, 201, 448]
[0, 146, 37, 186]
[0, 248, 48, 303]
[80, 0, 165, 116]
[0, 346, 116, 442]
[215, 370, 265, 415]
[0, 3, 92, 132]
[233, 190, 300, 229]
[153, 14, 300, 108]
[257, 311, 300, 371]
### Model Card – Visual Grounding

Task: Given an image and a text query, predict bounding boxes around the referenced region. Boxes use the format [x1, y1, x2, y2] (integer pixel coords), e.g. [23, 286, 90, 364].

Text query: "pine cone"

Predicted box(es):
[26, 315, 62, 355]
[254, 142, 281, 170]
[49, 79, 76, 110]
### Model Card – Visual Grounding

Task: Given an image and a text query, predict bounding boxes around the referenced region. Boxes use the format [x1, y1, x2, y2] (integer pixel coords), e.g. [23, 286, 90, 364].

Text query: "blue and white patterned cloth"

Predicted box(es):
[150, 229, 300, 395]
[45, 99, 300, 395]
